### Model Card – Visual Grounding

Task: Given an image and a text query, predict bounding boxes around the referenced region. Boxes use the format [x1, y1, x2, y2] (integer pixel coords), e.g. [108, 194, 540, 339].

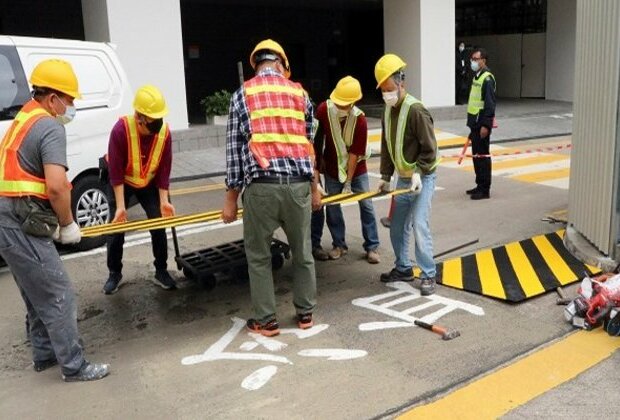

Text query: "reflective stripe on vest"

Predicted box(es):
[467, 70, 495, 115]
[0, 100, 51, 199]
[326, 100, 369, 183]
[122, 115, 169, 188]
[244, 75, 310, 169]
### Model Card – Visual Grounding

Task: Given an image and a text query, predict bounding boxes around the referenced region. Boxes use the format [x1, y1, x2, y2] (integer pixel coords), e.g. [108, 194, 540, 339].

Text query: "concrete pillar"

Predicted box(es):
[383, 0, 455, 107]
[546, 0, 576, 101]
[81, 0, 189, 130]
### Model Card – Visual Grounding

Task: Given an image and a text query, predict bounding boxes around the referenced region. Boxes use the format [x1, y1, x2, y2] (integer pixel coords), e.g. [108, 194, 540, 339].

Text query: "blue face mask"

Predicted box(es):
[54, 95, 76, 125]
[470, 60, 480, 72]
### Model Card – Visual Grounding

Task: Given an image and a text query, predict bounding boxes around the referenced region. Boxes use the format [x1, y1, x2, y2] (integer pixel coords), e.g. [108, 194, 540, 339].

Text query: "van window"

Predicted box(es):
[0, 46, 30, 121]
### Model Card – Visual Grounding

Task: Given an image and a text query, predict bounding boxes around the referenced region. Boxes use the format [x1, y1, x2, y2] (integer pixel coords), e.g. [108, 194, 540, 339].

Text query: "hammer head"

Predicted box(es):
[442, 329, 460, 340]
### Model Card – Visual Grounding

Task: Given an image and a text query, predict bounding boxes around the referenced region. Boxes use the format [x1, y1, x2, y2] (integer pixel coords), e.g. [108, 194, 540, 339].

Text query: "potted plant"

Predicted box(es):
[200, 89, 232, 125]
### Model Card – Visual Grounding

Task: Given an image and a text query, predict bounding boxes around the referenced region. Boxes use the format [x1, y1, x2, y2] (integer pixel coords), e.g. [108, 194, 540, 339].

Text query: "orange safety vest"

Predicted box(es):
[121, 115, 169, 188]
[0, 100, 52, 199]
[243, 75, 311, 169]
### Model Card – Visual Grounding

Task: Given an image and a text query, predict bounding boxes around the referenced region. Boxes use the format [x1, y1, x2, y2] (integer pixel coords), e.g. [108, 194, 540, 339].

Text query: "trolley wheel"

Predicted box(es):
[232, 264, 249, 281]
[272, 254, 285, 270]
[182, 267, 196, 281]
[197, 273, 217, 290]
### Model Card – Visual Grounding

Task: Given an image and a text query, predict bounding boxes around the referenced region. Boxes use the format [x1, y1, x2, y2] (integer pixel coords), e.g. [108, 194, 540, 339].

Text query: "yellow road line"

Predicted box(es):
[440, 258, 462, 289]
[505, 242, 545, 296]
[438, 136, 467, 148]
[398, 329, 620, 420]
[511, 167, 570, 183]
[531, 234, 578, 285]
[170, 183, 225, 196]
[475, 249, 506, 299]
[485, 154, 567, 170]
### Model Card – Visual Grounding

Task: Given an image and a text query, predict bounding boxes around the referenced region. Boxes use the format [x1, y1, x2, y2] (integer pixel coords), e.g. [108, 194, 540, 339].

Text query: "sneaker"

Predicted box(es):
[297, 313, 313, 330]
[466, 186, 479, 195]
[367, 249, 381, 264]
[470, 190, 490, 200]
[33, 358, 58, 372]
[153, 270, 177, 290]
[380, 268, 414, 283]
[420, 277, 436, 296]
[328, 246, 348, 260]
[62, 361, 110, 382]
[312, 247, 330, 261]
[103, 272, 122, 295]
[246, 318, 280, 337]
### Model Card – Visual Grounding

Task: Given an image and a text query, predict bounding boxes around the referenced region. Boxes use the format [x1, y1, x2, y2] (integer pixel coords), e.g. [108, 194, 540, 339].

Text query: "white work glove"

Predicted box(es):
[410, 173, 423, 195]
[52, 225, 60, 241]
[377, 179, 392, 193]
[342, 180, 352, 194]
[59, 221, 82, 244]
[317, 184, 328, 197]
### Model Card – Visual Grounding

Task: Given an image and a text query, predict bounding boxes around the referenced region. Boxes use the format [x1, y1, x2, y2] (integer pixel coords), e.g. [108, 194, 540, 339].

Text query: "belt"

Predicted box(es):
[252, 175, 310, 184]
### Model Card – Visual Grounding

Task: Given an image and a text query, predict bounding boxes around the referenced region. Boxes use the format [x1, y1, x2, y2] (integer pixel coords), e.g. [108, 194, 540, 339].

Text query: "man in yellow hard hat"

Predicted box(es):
[222, 39, 321, 336]
[311, 76, 380, 263]
[0, 59, 109, 381]
[103, 85, 176, 294]
[374, 53, 440, 295]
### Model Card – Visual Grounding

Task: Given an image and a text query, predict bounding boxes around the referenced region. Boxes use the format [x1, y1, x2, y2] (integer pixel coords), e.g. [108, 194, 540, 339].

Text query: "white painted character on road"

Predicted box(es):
[352, 281, 485, 331]
[181, 317, 367, 390]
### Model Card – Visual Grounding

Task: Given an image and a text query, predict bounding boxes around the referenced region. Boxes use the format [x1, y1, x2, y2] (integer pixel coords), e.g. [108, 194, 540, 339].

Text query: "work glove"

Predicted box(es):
[59, 221, 81, 244]
[377, 180, 392, 193]
[317, 184, 328, 197]
[342, 180, 352, 194]
[410, 173, 423, 195]
[52, 225, 60, 241]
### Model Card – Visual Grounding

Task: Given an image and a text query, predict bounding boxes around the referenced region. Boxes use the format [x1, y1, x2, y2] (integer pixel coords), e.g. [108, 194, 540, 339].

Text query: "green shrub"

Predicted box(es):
[200, 89, 232, 116]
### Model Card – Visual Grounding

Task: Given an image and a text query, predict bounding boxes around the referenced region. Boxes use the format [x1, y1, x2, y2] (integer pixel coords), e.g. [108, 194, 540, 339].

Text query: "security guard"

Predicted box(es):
[103, 85, 176, 294]
[374, 54, 440, 295]
[311, 76, 380, 263]
[0, 59, 109, 381]
[222, 39, 321, 336]
[466, 47, 496, 200]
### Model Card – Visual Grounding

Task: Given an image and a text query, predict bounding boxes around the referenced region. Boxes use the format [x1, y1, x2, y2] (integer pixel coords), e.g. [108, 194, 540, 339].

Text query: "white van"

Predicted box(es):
[0, 35, 133, 250]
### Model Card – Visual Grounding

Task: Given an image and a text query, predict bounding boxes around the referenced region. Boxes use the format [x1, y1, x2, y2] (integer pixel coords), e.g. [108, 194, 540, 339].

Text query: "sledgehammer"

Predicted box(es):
[414, 320, 460, 340]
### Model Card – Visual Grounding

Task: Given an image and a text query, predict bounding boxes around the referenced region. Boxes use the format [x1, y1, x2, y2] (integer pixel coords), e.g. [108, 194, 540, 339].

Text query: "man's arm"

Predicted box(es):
[411, 106, 438, 175]
[223, 89, 245, 223]
[379, 119, 394, 181]
[43, 163, 73, 226]
[480, 76, 496, 129]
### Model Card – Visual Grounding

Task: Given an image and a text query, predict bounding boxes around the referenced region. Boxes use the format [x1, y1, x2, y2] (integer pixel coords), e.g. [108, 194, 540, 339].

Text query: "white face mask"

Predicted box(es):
[382, 90, 399, 107]
[336, 108, 349, 119]
[459, 45, 465, 52]
[54, 95, 76, 125]
[470, 60, 480, 72]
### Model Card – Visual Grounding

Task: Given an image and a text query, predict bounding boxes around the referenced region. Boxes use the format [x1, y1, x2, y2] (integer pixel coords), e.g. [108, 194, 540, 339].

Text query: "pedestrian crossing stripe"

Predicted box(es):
[421, 230, 601, 302]
[80, 188, 411, 237]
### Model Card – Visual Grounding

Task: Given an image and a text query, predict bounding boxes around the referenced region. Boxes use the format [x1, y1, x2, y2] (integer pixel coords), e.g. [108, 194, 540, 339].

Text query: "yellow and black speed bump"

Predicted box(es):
[81, 188, 409, 238]
[435, 230, 602, 302]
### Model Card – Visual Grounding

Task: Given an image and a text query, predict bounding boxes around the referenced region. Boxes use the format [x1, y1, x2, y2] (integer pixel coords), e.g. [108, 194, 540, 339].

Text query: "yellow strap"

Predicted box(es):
[251, 133, 309, 144]
[0, 179, 47, 194]
[250, 108, 305, 121]
[245, 84, 305, 97]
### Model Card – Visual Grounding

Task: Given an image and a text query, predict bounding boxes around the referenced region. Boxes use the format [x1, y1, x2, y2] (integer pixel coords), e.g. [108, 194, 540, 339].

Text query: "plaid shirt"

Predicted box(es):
[225, 68, 315, 190]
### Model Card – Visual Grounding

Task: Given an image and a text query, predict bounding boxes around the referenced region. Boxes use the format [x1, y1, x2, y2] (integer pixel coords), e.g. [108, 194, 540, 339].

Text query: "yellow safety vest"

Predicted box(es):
[467, 70, 495, 116]
[326, 100, 370, 183]
[122, 115, 169, 188]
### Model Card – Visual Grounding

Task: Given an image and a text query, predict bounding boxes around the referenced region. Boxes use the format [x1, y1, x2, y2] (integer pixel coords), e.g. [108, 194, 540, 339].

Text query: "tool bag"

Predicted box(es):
[13, 196, 59, 238]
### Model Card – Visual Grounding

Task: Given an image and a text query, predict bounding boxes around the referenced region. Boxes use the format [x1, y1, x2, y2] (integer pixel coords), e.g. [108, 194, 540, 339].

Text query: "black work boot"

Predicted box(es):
[103, 272, 122, 295]
[33, 358, 58, 372]
[466, 186, 479, 195]
[470, 190, 490, 200]
[420, 277, 436, 296]
[380, 268, 414, 283]
[153, 270, 177, 290]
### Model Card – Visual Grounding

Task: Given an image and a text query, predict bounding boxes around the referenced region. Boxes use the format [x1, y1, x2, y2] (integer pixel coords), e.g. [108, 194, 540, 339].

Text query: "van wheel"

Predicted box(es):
[71, 174, 114, 251]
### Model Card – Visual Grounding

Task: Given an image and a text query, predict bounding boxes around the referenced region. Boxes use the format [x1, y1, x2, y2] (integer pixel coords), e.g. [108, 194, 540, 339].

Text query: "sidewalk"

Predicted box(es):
[171, 98, 573, 181]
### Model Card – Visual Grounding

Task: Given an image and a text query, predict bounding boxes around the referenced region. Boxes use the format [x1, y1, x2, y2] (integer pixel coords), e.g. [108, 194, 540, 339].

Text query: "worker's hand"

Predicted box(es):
[311, 189, 322, 212]
[160, 202, 175, 218]
[52, 225, 60, 241]
[410, 173, 423, 195]
[222, 198, 238, 224]
[59, 221, 81, 244]
[480, 126, 489, 138]
[342, 180, 352, 194]
[317, 183, 328, 197]
[112, 207, 128, 223]
[377, 180, 392, 193]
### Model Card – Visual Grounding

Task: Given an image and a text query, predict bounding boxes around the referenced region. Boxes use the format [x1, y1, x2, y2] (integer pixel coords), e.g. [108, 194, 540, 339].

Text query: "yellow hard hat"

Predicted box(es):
[250, 39, 291, 79]
[374, 54, 407, 88]
[330, 76, 362, 106]
[133, 85, 168, 119]
[29, 59, 82, 99]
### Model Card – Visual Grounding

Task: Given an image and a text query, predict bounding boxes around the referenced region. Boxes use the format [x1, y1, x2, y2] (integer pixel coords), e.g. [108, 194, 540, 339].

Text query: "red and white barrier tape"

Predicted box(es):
[445, 143, 572, 160]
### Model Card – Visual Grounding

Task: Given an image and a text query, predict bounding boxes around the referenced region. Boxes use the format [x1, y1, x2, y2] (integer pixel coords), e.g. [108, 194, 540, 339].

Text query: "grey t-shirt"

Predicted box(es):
[0, 117, 67, 228]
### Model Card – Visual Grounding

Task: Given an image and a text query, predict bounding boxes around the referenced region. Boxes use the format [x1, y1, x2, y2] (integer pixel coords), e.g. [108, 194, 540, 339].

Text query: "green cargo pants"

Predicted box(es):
[242, 181, 317, 323]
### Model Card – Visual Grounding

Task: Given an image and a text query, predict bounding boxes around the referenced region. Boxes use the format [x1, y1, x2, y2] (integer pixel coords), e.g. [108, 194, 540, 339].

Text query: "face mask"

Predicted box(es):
[146, 118, 164, 134]
[336, 109, 349, 119]
[459, 45, 465, 52]
[382, 90, 399, 108]
[470, 60, 480, 72]
[54, 96, 76, 125]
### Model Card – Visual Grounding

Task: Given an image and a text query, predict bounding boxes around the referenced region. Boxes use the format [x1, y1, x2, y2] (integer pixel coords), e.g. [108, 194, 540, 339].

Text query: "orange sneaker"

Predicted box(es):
[297, 313, 313, 330]
[246, 318, 280, 337]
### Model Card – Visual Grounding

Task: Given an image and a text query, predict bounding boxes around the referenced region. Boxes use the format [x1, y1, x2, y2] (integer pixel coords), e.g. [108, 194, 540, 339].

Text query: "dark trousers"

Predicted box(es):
[310, 208, 325, 250]
[470, 128, 492, 192]
[106, 183, 168, 274]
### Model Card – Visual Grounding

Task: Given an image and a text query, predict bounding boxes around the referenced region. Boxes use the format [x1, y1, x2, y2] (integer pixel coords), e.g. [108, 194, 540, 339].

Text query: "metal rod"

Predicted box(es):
[433, 239, 479, 259]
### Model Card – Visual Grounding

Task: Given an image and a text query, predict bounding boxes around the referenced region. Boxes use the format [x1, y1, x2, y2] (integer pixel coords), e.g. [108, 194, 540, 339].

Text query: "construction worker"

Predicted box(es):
[0, 59, 109, 381]
[374, 54, 439, 295]
[103, 85, 176, 294]
[222, 39, 321, 336]
[311, 76, 380, 263]
[466, 47, 496, 200]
